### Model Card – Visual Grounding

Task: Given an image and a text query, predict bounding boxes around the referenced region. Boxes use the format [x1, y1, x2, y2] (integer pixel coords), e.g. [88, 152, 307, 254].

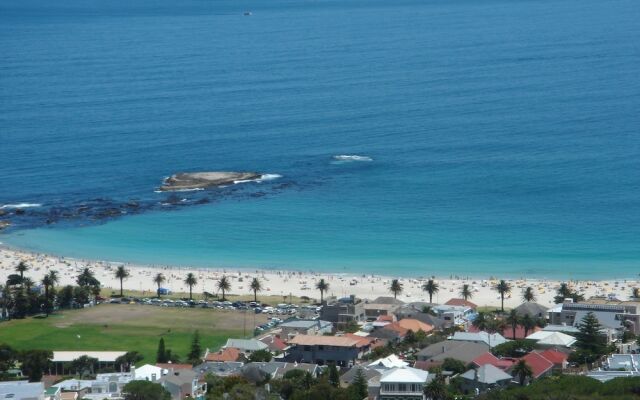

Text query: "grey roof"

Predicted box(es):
[514, 302, 549, 318]
[0, 381, 45, 398]
[460, 364, 512, 384]
[340, 366, 381, 385]
[224, 338, 268, 352]
[418, 340, 489, 364]
[280, 319, 332, 329]
[451, 332, 508, 347]
[542, 324, 580, 333]
[193, 361, 244, 376]
[573, 310, 622, 330]
[395, 309, 447, 329]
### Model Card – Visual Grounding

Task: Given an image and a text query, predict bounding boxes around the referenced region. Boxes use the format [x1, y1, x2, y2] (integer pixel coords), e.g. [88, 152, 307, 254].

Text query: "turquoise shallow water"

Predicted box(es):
[1, 0, 640, 279]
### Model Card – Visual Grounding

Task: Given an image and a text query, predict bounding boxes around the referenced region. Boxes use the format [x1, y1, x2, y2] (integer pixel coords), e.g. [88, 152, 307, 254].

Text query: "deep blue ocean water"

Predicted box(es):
[1, 0, 640, 279]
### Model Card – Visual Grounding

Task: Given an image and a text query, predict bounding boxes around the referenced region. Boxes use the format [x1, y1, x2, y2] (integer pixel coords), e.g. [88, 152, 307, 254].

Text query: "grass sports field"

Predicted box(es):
[0, 304, 268, 364]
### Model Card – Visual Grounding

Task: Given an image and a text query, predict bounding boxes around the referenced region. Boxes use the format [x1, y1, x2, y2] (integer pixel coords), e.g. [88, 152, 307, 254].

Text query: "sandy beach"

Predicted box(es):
[1, 246, 637, 308]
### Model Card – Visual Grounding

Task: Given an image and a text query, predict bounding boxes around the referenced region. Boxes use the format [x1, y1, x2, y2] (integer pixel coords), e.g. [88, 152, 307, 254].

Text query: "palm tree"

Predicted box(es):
[460, 284, 473, 301]
[390, 279, 403, 299]
[523, 286, 536, 302]
[423, 374, 447, 400]
[217, 276, 231, 301]
[316, 279, 329, 304]
[421, 279, 439, 303]
[41, 274, 54, 316]
[249, 278, 262, 303]
[472, 312, 488, 331]
[632, 287, 640, 300]
[153, 273, 166, 299]
[22, 278, 34, 292]
[506, 309, 520, 339]
[512, 359, 533, 386]
[77, 268, 96, 287]
[48, 270, 59, 287]
[494, 279, 511, 312]
[521, 314, 536, 337]
[184, 273, 197, 300]
[115, 266, 130, 297]
[15, 262, 29, 281]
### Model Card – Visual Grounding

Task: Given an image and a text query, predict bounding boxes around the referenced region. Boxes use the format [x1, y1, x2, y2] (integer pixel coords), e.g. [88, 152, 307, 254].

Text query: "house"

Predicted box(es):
[514, 302, 548, 319]
[160, 370, 207, 400]
[459, 364, 512, 394]
[367, 354, 409, 372]
[547, 301, 632, 335]
[445, 298, 478, 310]
[536, 349, 569, 371]
[44, 386, 61, 400]
[203, 347, 241, 362]
[517, 352, 554, 379]
[285, 335, 362, 367]
[320, 295, 366, 330]
[193, 361, 244, 377]
[525, 331, 576, 348]
[364, 297, 404, 320]
[223, 338, 268, 355]
[0, 381, 45, 400]
[471, 352, 516, 370]
[395, 306, 448, 330]
[451, 331, 508, 347]
[258, 334, 288, 353]
[279, 319, 333, 338]
[52, 372, 133, 399]
[377, 366, 429, 400]
[586, 354, 640, 382]
[432, 305, 476, 326]
[397, 318, 434, 334]
[339, 365, 381, 388]
[132, 364, 164, 382]
[50, 351, 127, 375]
[415, 340, 489, 369]
[370, 322, 409, 343]
[242, 361, 320, 380]
[469, 324, 541, 340]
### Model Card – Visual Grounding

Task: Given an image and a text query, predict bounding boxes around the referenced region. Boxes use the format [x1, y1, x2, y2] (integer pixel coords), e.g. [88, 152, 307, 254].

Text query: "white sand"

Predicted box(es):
[1, 246, 637, 308]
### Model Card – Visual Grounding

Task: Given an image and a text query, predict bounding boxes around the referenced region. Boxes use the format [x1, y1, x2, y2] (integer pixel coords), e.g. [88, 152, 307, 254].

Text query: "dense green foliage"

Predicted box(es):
[478, 375, 640, 400]
[492, 340, 536, 358]
[123, 380, 171, 400]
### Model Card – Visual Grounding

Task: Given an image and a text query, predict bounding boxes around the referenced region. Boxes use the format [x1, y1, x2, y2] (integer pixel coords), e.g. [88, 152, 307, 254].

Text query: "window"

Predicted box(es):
[398, 383, 406, 392]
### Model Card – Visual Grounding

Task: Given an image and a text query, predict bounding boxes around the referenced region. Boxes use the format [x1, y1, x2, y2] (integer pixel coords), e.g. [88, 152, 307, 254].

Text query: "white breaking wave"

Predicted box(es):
[332, 155, 373, 162]
[154, 188, 204, 193]
[0, 203, 42, 209]
[233, 173, 282, 184]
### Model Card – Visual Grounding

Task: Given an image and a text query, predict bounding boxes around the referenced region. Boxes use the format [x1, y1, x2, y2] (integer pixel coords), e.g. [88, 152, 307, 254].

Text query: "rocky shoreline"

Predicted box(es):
[160, 171, 262, 191]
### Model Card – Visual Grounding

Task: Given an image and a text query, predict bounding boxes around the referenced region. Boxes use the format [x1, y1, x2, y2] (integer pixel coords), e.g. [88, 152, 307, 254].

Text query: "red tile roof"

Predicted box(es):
[377, 315, 394, 322]
[538, 349, 568, 366]
[382, 322, 409, 337]
[471, 352, 517, 370]
[520, 352, 554, 378]
[204, 347, 241, 362]
[398, 319, 434, 333]
[444, 298, 478, 309]
[344, 333, 377, 348]
[259, 334, 288, 351]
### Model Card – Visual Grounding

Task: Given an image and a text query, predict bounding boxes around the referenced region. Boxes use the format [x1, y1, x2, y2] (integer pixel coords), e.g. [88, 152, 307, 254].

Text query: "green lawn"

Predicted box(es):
[0, 304, 266, 364]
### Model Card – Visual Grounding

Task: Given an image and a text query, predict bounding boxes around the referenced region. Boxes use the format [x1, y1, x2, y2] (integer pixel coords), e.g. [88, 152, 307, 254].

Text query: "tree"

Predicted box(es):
[15, 261, 29, 281]
[520, 314, 537, 337]
[58, 285, 75, 309]
[115, 351, 143, 372]
[188, 331, 202, 364]
[390, 279, 403, 299]
[20, 350, 52, 382]
[554, 282, 585, 304]
[460, 284, 473, 301]
[76, 268, 99, 303]
[472, 312, 488, 331]
[249, 277, 262, 303]
[506, 309, 520, 339]
[41, 275, 54, 316]
[11, 286, 29, 318]
[153, 273, 166, 299]
[441, 358, 466, 374]
[494, 280, 511, 312]
[492, 340, 536, 358]
[217, 276, 231, 301]
[632, 287, 639, 300]
[184, 273, 197, 300]
[422, 279, 439, 303]
[350, 367, 368, 399]
[327, 363, 339, 387]
[122, 380, 171, 400]
[115, 266, 130, 297]
[512, 359, 533, 386]
[523, 286, 536, 302]
[247, 349, 272, 363]
[424, 374, 448, 400]
[0, 344, 16, 376]
[316, 279, 329, 304]
[156, 338, 167, 363]
[73, 286, 90, 305]
[69, 355, 99, 379]
[574, 311, 607, 359]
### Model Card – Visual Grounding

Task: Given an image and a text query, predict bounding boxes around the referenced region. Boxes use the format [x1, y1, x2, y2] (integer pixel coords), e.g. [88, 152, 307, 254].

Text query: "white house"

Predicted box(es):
[377, 366, 429, 400]
[0, 381, 45, 400]
[132, 364, 164, 382]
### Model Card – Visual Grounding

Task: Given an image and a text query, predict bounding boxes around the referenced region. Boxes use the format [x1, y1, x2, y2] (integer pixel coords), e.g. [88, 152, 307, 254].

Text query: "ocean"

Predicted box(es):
[1, 0, 639, 279]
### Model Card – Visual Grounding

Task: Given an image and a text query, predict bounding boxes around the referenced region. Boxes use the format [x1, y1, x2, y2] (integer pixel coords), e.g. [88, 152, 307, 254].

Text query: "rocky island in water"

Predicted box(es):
[160, 172, 262, 191]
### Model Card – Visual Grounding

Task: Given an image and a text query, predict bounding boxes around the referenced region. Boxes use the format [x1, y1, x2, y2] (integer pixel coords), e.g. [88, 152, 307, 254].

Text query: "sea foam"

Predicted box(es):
[0, 203, 42, 209]
[332, 155, 373, 162]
